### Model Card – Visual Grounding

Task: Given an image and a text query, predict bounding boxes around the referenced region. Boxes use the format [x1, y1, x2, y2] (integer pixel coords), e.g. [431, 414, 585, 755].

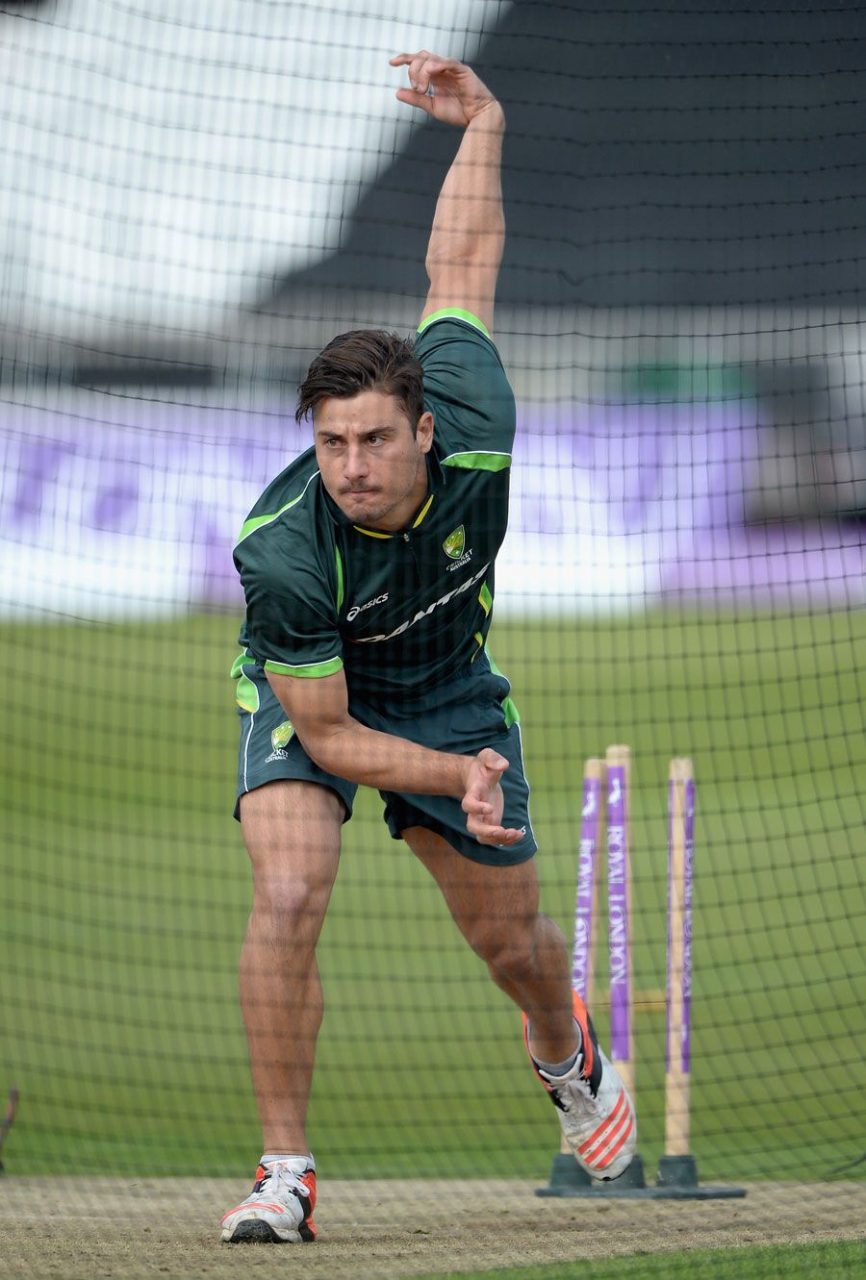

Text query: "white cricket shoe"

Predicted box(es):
[524, 992, 637, 1181]
[220, 1157, 317, 1243]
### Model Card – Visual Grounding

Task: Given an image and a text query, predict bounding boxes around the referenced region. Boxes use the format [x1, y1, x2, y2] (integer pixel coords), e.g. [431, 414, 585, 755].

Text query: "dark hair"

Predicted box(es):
[295, 329, 425, 431]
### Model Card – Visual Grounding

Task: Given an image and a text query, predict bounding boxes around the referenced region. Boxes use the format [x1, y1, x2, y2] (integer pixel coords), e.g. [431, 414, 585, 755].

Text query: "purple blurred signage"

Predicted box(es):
[1, 395, 863, 618]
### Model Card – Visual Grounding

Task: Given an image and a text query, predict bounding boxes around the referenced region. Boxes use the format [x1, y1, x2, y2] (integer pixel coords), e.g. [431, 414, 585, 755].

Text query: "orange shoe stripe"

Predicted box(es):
[583, 1103, 631, 1166]
[298, 1171, 317, 1211]
[570, 991, 595, 1081]
[221, 1201, 289, 1221]
[596, 1115, 635, 1170]
[594, 1102, 632, 1154]
[593, 1099, 635, 1163]
[523, 998, 596, 1091]
[577, 1089, 626, 1155]
[584, 1094, 634, 1164]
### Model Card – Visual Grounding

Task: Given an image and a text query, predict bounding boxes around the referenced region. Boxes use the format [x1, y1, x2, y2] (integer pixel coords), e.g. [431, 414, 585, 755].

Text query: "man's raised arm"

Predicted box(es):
[390, 52, 505, 335]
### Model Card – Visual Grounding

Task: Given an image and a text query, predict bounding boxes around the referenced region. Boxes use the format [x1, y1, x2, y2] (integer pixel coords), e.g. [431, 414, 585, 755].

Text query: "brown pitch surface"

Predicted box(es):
[1, 1177, 864, 1279]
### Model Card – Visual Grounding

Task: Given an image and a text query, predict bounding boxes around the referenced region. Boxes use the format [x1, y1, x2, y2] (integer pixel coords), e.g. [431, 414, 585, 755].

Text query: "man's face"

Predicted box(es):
[313, 390, 434, 532]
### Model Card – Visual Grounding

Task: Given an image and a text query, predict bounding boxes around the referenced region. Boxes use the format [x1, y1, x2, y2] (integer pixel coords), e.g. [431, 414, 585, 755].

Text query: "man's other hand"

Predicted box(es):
[461, 748, 524, 847]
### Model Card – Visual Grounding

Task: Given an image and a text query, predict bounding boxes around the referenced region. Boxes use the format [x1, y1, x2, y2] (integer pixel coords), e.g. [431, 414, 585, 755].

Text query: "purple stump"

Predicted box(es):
[606, 750, 632, 1082]
[573, 762, 603, 1002]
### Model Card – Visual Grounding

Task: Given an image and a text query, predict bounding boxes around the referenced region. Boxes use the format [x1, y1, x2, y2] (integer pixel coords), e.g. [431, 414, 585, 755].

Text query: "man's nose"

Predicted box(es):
[344, 444, 368, 480]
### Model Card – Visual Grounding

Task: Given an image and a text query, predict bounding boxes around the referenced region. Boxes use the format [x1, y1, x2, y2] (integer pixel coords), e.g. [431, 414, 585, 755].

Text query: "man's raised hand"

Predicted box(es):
[390, 52, 502, 129]
[461, 748, 525, 848]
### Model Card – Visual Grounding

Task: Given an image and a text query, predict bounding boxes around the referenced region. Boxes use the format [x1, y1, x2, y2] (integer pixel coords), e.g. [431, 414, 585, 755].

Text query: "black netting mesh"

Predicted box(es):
[2, 2, 865, 1277]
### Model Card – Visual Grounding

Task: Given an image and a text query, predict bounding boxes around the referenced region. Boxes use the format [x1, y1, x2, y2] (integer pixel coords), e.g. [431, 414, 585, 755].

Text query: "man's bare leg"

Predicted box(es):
[239, 780, 343, 1152]
[403, 826, 638, 1180]
[402, 827, 576, 1065]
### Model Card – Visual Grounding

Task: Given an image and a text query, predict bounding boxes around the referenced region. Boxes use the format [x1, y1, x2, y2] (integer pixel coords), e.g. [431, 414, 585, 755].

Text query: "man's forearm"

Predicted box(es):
[425, 102, 506, 285]
[267, 666, 518, 844]
[297, 716, 472, 798]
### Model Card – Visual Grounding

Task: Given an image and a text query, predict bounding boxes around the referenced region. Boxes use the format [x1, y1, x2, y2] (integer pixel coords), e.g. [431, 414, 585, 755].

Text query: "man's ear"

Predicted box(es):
[417, 410, 435, 453]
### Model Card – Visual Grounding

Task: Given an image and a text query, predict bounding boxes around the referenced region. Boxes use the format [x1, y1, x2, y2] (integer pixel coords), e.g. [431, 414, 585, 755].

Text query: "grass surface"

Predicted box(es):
[415, 1238, 866, 1279]
[3, 608, 866, 1180]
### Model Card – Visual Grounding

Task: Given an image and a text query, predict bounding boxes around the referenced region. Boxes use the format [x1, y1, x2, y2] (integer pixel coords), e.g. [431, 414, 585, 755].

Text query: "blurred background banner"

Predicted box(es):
[4, 0, 866, 620]
[2, 0, 865, 1214]
[4, 390, 864, 618]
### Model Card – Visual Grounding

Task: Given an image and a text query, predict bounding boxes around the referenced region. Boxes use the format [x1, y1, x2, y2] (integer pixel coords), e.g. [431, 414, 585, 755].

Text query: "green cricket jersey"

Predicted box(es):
[234, 310, 515, 710]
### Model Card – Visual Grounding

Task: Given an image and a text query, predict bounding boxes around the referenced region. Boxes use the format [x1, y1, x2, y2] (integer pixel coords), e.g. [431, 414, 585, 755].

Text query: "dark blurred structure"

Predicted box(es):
[247, 0, 866, 523]
[3, 0, 866, 521]
[261, 0, 866, 310]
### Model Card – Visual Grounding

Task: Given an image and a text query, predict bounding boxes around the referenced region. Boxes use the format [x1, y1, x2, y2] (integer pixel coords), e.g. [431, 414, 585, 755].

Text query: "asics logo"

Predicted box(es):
[347, 593, 389, 621]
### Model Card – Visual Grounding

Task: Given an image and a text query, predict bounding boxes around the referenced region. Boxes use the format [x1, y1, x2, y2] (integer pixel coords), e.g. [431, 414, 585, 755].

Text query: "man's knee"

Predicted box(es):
[251, 870, 329, 924]
[466, 914, 538, 979]
[469, 909, 568, 984]
[240, 780, 342, 935]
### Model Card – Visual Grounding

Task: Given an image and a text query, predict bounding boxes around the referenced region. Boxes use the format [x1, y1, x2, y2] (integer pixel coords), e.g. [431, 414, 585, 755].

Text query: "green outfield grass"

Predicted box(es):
[2, 607, 865, 1181]
[417, 1238, 866, 1280]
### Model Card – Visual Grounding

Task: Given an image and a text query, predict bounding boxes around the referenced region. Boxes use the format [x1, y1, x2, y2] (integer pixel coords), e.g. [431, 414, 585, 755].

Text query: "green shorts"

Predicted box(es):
[232, 654, 537, 867]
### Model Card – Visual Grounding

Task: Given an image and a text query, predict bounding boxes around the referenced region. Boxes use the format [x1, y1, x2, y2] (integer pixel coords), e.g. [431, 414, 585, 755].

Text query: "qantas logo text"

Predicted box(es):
[355, 564, 489, 644]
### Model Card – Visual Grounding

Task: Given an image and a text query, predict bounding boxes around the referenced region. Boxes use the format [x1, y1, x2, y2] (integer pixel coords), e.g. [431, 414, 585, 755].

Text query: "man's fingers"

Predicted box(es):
[391, 50, 454, 94]
[400, 50, 435, 92]
[462, 804, 494, 822]
[478, 748, 509, 776]
[395, 87, 435, 115]
[391, 50, 457, 67]
[466, 820, 524, 847]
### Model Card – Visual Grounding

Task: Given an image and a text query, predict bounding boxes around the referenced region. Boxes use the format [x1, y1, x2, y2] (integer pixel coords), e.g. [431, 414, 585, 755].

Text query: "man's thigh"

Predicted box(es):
[404, 824, 541, 948]
[240, 780, 345, 868]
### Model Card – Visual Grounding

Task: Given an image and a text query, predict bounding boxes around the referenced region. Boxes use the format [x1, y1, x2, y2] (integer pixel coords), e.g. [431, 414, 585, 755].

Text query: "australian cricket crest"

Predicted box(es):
[443, 525, 466, 560]
[266, 720, 294, 761]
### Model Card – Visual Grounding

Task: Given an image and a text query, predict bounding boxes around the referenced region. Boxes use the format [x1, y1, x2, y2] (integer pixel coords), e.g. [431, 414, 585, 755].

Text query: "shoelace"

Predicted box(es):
[253, 1162, 310, 1202]
[541, 1053, 601, 1111]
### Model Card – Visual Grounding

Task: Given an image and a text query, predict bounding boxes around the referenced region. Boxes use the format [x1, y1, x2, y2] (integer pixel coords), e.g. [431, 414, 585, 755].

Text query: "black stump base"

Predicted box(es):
[536, 1152, 746, 1200]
